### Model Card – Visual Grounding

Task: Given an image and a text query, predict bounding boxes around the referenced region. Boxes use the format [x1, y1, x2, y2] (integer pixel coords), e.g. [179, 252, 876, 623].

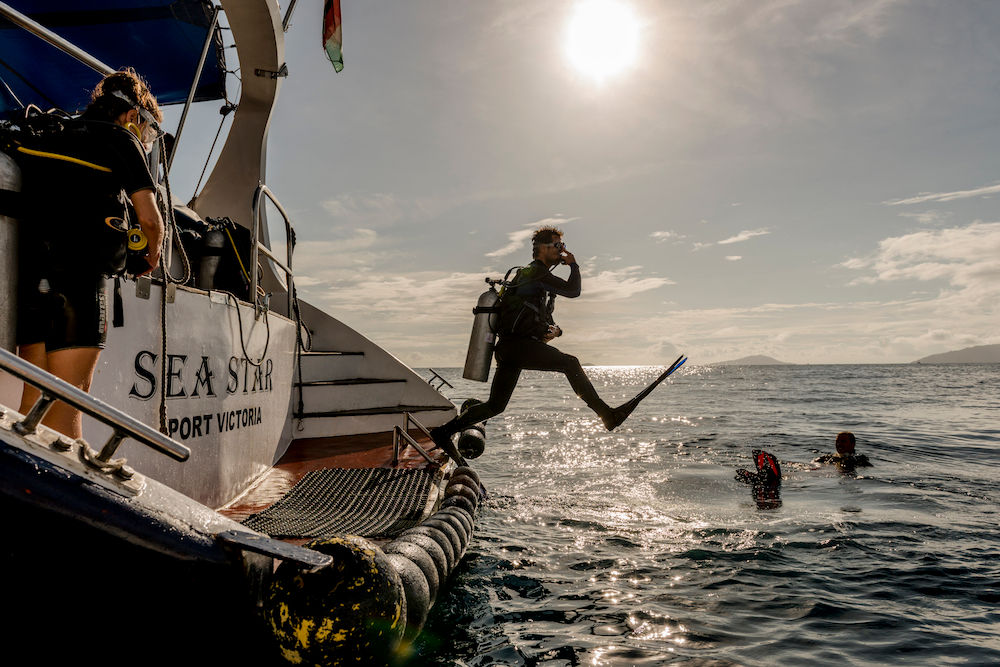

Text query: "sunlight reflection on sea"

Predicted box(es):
[414, 363, 1000, 666]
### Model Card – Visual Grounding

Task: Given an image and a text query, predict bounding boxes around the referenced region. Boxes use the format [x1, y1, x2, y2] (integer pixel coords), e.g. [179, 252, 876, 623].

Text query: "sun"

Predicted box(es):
[564, 0, 640, 82]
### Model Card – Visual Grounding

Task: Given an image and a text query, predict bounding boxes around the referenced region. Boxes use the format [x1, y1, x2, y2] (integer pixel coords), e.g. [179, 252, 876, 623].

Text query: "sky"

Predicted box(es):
[167, 0, 1000, 366]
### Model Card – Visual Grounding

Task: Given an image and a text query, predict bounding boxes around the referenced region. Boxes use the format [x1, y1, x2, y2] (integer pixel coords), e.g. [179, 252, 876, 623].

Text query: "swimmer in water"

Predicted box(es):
[814, 431, 871, 471]
[735, 449, 782, 510]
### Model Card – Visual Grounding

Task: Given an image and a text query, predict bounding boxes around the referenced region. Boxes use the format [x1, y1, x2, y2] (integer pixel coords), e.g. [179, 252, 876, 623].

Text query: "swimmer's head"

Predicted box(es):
[835, 431, 856, 455]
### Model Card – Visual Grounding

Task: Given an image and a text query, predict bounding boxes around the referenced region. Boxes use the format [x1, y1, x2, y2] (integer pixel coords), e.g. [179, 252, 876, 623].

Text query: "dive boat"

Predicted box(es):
[0, 2, 483, 663]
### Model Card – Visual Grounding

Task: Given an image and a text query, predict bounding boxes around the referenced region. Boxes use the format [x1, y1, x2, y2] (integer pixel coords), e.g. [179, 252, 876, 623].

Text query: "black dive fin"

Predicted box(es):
[605, 354, 688, 430]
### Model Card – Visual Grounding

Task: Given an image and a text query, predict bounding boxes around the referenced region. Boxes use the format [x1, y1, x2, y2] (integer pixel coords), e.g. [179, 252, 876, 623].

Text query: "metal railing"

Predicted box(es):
[392, 412, 437, 468]
[169, 4, 222, 172]
[0, 347, 190, 464]
[427, 369, 453, 391]
[0, 2, 114, 76]
[250, 183, 295, 317]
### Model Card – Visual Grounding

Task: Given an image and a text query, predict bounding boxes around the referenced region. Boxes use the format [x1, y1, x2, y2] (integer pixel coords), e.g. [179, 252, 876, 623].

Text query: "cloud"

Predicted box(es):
[717, 228, 772, 245]
[486, 228, 536, 257]
[650, 230, 682, 243]
[292, 229, 385, 277]
[725, 256, 742, 261]
[842, 221, 1000, 293]
[897, 210, 952, 226]
[321, 194, 408, 227]
[485, 215, 578, 257]
[580, 266, 674, 301]
[884, 182, 1000, 206]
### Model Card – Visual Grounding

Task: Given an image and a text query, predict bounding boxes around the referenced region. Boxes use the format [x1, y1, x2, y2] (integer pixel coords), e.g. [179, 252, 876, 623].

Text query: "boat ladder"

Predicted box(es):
[392, 411, 438, 468]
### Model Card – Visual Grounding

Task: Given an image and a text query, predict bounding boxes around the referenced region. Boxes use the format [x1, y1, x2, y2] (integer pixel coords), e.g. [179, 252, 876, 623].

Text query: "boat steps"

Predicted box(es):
[297, 350, 369, 382]
[291, 404, 455, 439]
[300, 350, 365, 357]
[295, 378, 406, 387]
[295, 404, 452, 419]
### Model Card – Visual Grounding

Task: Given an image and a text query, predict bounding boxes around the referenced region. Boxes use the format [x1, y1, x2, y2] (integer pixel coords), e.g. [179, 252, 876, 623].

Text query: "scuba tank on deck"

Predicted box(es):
[462, 281, 501, 381]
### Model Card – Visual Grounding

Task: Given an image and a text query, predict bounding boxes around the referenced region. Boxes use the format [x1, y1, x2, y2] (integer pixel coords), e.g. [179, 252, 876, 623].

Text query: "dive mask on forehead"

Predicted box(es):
[110, 89, 163, 147]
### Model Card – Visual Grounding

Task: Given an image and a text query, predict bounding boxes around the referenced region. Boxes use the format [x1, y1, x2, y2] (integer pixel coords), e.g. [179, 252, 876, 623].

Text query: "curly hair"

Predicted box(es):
[84, 67, 162, 123]
[531, 225, 563, 259]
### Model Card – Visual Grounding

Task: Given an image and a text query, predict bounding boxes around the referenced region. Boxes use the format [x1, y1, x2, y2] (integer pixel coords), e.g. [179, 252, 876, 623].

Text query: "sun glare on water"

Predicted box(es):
[564, 0, 640, 83]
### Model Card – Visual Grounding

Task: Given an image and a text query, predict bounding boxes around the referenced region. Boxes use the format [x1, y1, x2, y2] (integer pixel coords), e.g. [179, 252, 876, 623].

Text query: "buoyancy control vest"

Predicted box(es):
[0, 106, 151, 277]
[495, 262, 557, 341]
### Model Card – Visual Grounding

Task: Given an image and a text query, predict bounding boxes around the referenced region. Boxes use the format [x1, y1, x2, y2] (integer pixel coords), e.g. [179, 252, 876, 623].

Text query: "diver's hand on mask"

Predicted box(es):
[560, 249, 576, 265]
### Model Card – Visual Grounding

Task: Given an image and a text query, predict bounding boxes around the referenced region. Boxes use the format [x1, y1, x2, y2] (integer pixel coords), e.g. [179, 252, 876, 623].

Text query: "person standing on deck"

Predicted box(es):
[431, 226, 632, 462]
[16, 68, 164, 439]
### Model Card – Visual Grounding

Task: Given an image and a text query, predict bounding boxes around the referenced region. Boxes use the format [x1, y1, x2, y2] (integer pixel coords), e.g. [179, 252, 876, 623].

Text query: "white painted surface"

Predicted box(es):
[85, 283, 296, 508]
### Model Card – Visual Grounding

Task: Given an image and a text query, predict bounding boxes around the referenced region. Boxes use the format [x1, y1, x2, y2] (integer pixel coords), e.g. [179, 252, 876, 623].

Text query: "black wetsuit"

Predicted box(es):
[15, 119, 153, 350]
[438, 260, 613, 437]
[815, 453, 872, 468]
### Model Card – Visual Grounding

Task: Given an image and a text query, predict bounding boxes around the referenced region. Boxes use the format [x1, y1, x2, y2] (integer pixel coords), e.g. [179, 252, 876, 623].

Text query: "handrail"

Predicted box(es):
[391, 412, 437, 468]
[0, 2, 114, 76]
[250, 183, 295, 317]
[0, 347, 190, 463]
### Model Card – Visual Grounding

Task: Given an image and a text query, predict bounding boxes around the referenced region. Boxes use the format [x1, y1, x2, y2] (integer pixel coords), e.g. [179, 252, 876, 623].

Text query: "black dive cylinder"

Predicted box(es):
[463, 286, 499, 381]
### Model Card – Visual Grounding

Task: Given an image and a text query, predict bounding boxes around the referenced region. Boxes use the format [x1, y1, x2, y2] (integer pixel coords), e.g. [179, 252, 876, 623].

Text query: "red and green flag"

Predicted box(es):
[322, 0, 343, 72]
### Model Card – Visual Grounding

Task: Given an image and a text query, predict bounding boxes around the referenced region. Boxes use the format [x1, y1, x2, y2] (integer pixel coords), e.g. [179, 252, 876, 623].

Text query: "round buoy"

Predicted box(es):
[444, 483, 480, 510]
[384, 540, 439, 604]
[400, 526, 456, 570]
[452, 466, 482, 487]
[460, 398, 483, 413]
[428, 512, 472, 554]
[386, 553, 431, 633]
[421, 517, 465, 556]
[265, 535, 405, 666]
[393, 532, 449, 583]
[448, 473, 481, 495]
[431, 507, 475, 546]
[457, 425, 486, 459]
[442, 493, 476, 515]
[437, 506, 475, 536]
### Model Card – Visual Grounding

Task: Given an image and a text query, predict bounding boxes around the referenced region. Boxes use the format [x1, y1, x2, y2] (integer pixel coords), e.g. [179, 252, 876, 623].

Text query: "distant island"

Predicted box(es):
[915, 344, 1000, 364]
[710, 355, 790, 366]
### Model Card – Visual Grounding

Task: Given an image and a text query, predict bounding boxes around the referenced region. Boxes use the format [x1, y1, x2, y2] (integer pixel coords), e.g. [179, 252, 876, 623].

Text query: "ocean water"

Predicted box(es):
[413, 363, 1000, 666]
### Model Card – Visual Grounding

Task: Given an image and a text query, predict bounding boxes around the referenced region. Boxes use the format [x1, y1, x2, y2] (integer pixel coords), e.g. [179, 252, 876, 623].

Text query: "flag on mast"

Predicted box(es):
[323, 0, 343, 72]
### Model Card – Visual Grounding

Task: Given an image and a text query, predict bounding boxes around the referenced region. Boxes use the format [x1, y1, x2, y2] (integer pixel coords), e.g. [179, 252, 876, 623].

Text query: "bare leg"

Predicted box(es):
[17, 342, 48, 415]
[40, 347, 102, 439]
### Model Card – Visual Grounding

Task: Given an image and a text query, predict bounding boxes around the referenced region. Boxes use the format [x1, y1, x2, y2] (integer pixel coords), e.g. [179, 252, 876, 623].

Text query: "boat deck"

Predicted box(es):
[218, 429, 447, 525]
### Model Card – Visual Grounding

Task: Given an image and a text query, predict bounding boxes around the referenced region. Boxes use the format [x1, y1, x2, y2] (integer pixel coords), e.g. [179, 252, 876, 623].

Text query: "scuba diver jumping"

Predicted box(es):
[431, 225, 681, 465]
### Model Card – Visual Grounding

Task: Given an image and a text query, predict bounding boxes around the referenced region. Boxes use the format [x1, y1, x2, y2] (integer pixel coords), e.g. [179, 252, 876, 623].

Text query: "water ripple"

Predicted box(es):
[414, 364, 1000, 666]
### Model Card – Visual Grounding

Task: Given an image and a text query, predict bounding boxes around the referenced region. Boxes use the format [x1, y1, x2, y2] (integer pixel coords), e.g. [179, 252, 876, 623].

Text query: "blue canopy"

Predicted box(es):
[0, 0, 226, 116]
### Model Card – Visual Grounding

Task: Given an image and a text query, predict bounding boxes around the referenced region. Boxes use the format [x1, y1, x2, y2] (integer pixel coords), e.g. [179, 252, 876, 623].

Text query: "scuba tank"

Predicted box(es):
[462, 281, 501, 381]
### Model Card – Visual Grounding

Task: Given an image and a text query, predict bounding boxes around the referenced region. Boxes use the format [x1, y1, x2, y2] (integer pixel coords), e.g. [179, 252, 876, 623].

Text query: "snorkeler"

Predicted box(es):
[735, 449, 782, 510]
[814, 431, 871, 470]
